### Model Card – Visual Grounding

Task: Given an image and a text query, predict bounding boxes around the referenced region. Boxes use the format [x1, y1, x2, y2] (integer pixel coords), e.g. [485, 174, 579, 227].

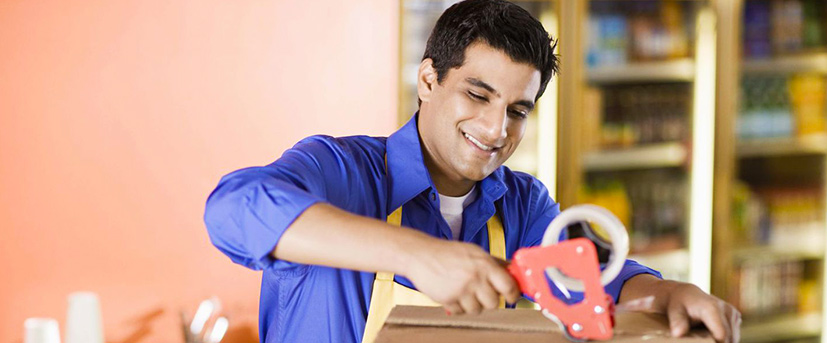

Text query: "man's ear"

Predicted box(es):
[417, 58, 438, 104]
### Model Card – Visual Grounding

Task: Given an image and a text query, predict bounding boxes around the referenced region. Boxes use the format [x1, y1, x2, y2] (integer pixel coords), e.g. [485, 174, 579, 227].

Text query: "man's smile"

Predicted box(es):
[463, 132, 499, 154]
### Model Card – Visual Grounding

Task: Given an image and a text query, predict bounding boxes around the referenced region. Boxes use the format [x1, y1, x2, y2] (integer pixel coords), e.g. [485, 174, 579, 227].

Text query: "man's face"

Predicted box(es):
[417, 41, 541, 194]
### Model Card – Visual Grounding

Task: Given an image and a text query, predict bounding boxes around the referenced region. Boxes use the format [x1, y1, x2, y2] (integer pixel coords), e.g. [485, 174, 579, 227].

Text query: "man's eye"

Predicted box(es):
[509, 110, 528, 119]
[467, 92, 487, 102]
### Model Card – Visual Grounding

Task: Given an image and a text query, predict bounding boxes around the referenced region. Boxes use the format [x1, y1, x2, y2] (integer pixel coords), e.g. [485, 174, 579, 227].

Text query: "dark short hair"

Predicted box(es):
[423, 0, 559, 102]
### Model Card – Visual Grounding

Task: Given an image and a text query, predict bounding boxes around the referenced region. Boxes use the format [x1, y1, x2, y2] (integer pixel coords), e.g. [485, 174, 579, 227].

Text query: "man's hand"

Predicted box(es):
[664, 282, 742, 343]
[620, 274, 742, 343]
[403, 238, 521, 315]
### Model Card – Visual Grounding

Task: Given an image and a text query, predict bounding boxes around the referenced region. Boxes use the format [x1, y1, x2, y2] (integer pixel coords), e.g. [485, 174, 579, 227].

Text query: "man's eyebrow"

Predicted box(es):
[465, 77, 500, 97]
[514, 100, 535, 111]
[466, 77, 534, 110]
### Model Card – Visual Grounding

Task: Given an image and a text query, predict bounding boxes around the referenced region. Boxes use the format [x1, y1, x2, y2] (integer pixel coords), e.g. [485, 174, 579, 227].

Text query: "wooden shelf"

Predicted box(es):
[586, 58, 695, 84]
[741, 312, 822, 343]
[629, 248, 689, 282]
[582, 142, 687, 171]
[742, 53, 827, 75]
[736, 134, 827, 158]
[732, 245, 825, 262]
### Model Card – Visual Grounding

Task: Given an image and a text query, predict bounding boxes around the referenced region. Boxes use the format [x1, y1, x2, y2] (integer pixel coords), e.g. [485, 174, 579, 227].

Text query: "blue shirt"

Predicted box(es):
[204, 114, 661, 343]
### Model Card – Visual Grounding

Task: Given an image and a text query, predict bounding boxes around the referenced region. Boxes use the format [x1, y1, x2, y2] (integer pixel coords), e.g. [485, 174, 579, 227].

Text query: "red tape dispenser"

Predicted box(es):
[507, 205, 630, 341]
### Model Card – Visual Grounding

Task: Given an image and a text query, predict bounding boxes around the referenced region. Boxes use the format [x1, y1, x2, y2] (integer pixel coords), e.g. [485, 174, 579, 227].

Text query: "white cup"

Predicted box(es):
[65, 292, 104, 343]
[24, 318, 61, 343]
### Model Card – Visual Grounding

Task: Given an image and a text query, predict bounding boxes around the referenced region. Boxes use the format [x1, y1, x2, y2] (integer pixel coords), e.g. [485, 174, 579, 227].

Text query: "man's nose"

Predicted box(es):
[478, 107, 508, 143]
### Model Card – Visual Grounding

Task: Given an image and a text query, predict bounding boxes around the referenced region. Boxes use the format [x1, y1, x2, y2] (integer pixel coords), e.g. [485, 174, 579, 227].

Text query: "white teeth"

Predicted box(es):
[464, 133, 493, 151]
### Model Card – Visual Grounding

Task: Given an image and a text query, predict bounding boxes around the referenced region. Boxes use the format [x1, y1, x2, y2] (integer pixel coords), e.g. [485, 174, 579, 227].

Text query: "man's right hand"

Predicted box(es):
[403, 238, 521, 315]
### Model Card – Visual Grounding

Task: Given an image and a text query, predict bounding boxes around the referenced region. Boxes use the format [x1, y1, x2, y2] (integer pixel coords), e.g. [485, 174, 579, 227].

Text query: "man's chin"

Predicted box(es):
[462, 168, 496, 182]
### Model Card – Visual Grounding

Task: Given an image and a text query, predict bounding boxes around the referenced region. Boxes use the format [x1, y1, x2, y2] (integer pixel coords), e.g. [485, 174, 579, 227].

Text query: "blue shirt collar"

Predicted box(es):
[386, 113, 508, 214]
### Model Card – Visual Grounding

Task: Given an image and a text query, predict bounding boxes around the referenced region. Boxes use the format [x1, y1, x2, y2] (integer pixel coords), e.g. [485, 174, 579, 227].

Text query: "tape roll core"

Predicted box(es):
[540, 204, 630, 292]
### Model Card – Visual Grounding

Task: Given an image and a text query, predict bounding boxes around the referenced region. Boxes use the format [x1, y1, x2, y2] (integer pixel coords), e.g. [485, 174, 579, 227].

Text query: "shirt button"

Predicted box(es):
[430, 192, 436, 201]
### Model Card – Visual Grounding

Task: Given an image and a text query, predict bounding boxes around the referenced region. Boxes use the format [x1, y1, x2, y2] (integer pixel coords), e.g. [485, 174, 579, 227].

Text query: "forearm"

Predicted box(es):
[273, 202, 433, 275]
[618, 273, 680, 313]
[275, 203, 522, 313]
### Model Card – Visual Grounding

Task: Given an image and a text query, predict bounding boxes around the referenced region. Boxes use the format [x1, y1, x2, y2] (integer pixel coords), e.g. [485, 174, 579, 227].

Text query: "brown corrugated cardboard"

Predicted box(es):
[376, 306, 714, 343]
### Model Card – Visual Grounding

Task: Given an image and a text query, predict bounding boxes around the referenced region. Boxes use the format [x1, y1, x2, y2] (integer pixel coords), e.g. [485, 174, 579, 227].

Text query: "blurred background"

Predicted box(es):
[2, 0, 826, 343]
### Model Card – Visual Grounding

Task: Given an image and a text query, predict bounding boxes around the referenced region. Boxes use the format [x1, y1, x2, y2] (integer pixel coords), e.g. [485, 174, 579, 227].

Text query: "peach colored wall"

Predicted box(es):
[0, 1, 398, 342]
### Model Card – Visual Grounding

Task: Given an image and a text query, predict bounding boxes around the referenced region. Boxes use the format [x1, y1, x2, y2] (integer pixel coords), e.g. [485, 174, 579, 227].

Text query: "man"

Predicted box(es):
[204, 1, 740, 342]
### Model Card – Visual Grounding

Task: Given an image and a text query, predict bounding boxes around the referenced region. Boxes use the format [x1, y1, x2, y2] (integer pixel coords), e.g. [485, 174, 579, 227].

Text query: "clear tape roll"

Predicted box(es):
[541, 204, 629, 292]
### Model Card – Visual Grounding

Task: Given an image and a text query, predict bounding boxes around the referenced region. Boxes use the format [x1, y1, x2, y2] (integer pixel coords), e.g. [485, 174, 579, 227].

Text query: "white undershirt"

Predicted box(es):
[438, 186, 477, 240]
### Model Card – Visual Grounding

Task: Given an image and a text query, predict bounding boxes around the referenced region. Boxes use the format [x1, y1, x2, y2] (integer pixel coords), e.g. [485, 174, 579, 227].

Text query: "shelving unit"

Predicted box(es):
[558, 0, 717, 288]
[713, 0, 827, 342]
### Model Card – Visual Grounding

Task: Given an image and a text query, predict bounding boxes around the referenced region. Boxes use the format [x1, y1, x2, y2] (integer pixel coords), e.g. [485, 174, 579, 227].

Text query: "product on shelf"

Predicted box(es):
[744, 0, 772, 58]
[789, 73, 827, 136]
[732, 258, 804, 317]
[587, 6, 628, 67]
[587, 1, 692, 67]
[744, 0, 826, 59]
[731, 181, 771, 245]
[771, 0, 804, 55]
[739, 75, 793, 139]
[739, 74, 827, 139]
[762, 186, 826, 253]
[582, 170, 686, 255]
[731, 182, 825, 251]
[599, 83, 690, 148]
[582, 87, 604, 153]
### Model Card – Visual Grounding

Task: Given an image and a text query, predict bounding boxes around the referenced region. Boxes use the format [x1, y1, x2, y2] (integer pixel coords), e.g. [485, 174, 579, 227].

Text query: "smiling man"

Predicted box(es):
[204, 1, 740, 343]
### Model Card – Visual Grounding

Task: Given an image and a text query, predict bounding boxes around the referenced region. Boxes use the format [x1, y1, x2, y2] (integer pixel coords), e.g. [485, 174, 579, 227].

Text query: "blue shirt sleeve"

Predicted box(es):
[521, 178, 662, 304]
[203, 135, 355, 271]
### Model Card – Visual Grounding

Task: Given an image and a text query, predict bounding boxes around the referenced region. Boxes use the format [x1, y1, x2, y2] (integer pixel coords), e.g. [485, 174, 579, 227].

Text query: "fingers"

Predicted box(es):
[444, 302, 462, 316]
[689, 301, 732, 343]
[667, 302, 690, 338]
[728, 305, 742, 343]
[493, 258, 510, 269]
[690, 302, 729, 343]
[718, 303, 733, 343]
[715, 304, 732, 343]
[446, 282, 501, 315]
[488, 265, 521, 304]
[475, 281, 500, 310]
[458, 293, 483, 314]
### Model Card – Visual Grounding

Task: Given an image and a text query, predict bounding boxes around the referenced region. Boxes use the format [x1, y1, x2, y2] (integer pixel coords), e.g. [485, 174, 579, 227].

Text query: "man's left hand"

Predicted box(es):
[620, 274, 742, 343]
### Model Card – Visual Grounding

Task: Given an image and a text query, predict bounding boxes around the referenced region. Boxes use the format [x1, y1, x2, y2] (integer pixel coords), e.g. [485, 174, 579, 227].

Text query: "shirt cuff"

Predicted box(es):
[233, 180, 324, 270]
[605, 259, 663, 304]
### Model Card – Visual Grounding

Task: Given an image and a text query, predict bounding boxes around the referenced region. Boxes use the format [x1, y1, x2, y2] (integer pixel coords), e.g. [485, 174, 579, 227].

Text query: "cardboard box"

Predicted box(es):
[376, 306, 714, 343]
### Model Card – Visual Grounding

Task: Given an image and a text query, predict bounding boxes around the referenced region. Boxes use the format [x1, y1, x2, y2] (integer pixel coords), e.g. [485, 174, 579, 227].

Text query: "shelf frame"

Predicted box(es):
[736, 134, 827, 158]
[582, 142, 688, 171]
[742, 53, 827, 75]
[586, 58, 696, 84]
[741, 312, 822, 343]
[687, 5, 718, 293]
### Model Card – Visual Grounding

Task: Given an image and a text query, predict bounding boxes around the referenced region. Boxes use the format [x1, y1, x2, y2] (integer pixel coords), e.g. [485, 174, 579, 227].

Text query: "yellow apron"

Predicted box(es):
[361, 206, 507, 343]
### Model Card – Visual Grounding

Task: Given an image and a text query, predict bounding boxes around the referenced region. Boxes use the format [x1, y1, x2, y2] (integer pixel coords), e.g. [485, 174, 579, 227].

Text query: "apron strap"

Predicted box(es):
[364, 154, 507, 342]
[487, 213, 507, 308]
[362, 205, 507, 343]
